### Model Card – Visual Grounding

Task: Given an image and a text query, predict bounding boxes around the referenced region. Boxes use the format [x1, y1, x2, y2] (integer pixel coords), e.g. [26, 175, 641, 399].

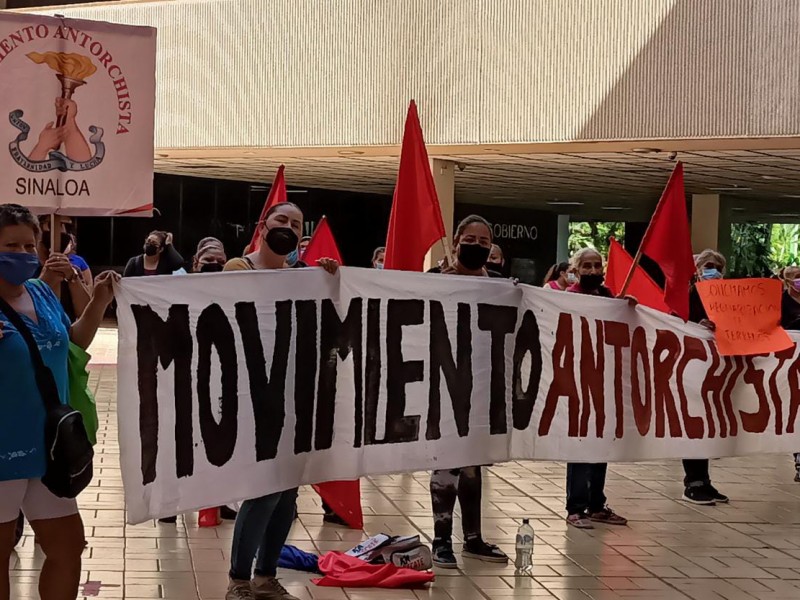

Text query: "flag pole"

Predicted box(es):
[440, 237, 454, 268]
[618, 249, 642, 297]
[618, 161, 682, 297]
[50, 214, 61, 256]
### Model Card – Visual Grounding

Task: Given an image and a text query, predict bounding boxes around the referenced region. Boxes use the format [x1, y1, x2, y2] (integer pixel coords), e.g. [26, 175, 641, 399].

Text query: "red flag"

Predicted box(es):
[314, 551, 435, 588]
[384, 100, 447, 271]
[304, 219, 360, 528]
[638, 162, 695, 320]
[313, 480, 363, 530]
[245, 165, 287, 254]
[607, 238, 671, 314]
[302, 216, 343, 265]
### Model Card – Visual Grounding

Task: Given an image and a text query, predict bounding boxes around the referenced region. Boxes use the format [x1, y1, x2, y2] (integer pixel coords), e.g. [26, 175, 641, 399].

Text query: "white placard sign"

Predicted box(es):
[0, 13, 156, 215]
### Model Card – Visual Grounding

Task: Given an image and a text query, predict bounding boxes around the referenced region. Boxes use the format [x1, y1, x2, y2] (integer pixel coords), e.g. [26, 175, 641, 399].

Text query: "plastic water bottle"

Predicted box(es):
[514, 518, 534, 574]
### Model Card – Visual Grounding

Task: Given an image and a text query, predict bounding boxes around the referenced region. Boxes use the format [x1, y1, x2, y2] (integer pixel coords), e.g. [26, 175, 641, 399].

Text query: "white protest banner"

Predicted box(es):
[116, 268, 800, 523]
[0, 13, 155, 215]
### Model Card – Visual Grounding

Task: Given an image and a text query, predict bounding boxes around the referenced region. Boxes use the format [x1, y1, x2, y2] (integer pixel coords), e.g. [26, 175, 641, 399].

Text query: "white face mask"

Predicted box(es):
[567, 272, 578, 284]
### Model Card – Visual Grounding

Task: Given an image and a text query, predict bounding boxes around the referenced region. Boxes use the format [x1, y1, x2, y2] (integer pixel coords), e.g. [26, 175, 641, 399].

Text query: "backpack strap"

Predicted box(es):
[0, 295, 62, 411]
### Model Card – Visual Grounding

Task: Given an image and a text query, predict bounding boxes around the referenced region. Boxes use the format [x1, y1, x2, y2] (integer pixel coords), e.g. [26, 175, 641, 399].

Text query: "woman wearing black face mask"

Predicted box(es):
[564, 247, 628, 530]
[153, 237, 233, 526]
[426, 215, 508, 570]
[427, 215, 502, 278]
[192, 237, 227, 273]
[223, 201, 338, 600]
[123, 230, 185, 277]
[567, 248, 612, 296]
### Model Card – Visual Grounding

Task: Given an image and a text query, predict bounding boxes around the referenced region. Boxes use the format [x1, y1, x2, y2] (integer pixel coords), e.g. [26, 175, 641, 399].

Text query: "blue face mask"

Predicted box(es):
[701, 268, 722, 280]
[285, 249, 299, 267]
[0, 252, 40, 285]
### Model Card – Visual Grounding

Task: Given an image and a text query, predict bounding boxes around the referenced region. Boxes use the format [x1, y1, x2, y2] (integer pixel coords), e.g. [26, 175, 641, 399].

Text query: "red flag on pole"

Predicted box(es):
[606, 238, 671, 314]
[636, 162, 695, 320]
[313, 481, 363, 530]
[245, 165, 287, 254]
[383, 100, 447, 271]
[302, 216, 343, 265]
[303, 216, 361, 528]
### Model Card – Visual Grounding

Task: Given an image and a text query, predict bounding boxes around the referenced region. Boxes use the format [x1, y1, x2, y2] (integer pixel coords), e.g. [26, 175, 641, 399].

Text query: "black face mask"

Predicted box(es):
[581, 273, 605, 291]
[265, 227, 299, 256]
[458, 243, 491, 271]
[200, 262, 224, 273]
[144, 243, 160, 257]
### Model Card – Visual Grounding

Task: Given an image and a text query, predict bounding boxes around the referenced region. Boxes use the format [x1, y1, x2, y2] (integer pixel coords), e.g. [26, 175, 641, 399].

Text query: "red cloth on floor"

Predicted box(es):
[313, 551, 434, 588]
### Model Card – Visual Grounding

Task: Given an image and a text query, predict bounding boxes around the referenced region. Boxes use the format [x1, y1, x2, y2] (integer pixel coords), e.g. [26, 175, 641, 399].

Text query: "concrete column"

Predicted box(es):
[717, 200, 732, 262]
[423, 159, 455, 270]
[556, 214, 570, 262]
[691, 194, 721, 252]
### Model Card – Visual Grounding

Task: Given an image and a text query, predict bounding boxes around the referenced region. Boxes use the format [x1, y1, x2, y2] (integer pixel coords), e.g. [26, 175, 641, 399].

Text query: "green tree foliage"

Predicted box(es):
[568, 221, 625, 257]
[727, 223, 773, 278]
[770, 223, 800, 268]
[566, 220, 799, 275]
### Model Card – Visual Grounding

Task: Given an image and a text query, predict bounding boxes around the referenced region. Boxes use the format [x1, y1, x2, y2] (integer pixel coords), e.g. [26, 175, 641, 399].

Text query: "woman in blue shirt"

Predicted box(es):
[0, 204, 119, 600]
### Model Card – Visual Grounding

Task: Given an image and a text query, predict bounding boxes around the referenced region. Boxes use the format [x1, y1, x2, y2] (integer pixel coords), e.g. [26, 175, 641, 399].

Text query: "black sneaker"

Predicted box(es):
[682, 485, 716, 505]
[219, 506, 238, 521]
[706, 485, 729, 504]
[432, 542, 458, 569]
[462, 538, 509, 564]
[795, 472, 800, 483]
[322, 512, 349, 527]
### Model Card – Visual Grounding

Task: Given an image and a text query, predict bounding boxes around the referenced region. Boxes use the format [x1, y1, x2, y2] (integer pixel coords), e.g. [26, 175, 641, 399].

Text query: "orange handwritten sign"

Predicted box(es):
[696, 278, 794, 356]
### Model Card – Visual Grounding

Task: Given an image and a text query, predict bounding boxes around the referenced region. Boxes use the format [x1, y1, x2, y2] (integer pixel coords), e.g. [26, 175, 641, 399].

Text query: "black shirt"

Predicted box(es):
[688, 286, 707, 324]
[566, 283, 613, 298]
[427, 266, 504, 278]
[781, 291, 800, 331]
[123, 245, 185, 277]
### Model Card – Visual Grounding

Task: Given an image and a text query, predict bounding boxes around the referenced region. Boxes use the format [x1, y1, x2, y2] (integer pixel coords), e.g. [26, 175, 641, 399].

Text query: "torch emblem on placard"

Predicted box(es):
[8, 51, 105, 173]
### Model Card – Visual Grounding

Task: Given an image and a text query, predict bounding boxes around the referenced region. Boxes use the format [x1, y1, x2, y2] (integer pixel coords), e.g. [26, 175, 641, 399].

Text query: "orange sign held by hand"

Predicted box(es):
[696, 278, 794, 356]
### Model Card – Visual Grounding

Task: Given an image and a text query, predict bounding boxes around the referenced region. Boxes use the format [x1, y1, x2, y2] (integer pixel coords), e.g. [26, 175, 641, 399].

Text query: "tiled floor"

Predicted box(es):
[9, 328, 800, 599]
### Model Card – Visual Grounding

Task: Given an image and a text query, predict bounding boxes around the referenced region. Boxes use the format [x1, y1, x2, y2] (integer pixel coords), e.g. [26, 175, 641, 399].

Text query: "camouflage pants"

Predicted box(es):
[430, 466, 482, 544]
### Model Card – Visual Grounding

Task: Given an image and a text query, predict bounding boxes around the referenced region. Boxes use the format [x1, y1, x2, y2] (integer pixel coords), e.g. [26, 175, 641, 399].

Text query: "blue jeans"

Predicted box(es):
[565, 463, 607, 515]
[229, 488, 298, 580]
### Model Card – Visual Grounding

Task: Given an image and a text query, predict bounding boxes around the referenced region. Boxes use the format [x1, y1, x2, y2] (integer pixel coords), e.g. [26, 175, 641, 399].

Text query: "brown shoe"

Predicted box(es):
[252, 575, 300, 600]
[226, 579, 255, 600]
